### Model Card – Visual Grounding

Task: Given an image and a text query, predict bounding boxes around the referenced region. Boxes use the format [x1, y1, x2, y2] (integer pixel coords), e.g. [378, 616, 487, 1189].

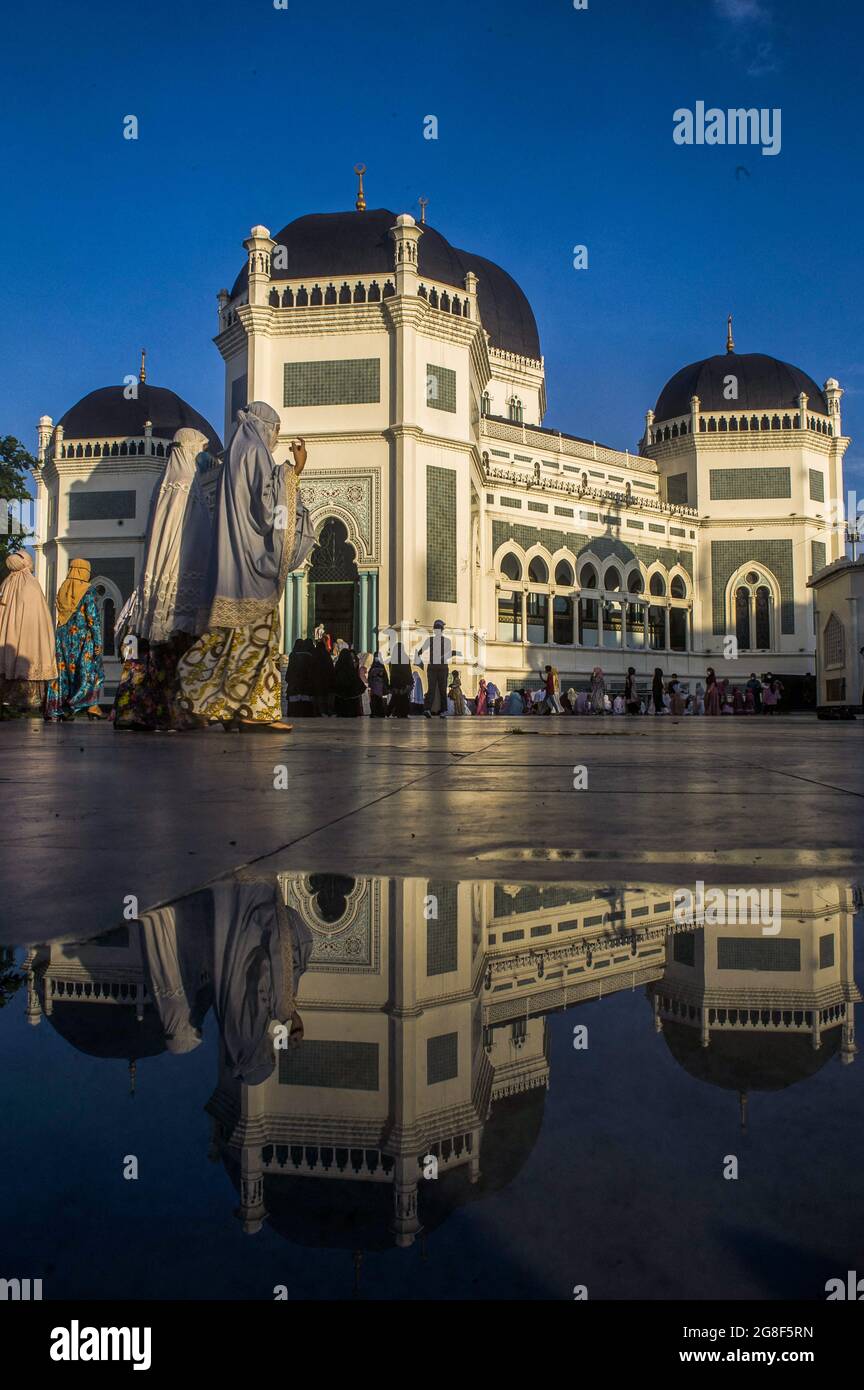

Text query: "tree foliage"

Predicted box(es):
[0, 435, 37, 566]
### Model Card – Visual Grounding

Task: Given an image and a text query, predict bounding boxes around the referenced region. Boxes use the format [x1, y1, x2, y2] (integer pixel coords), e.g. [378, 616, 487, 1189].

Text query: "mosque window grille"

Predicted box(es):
[809, 469, 825, 503]
[69, 491, 136, 522]
[426, 363, 457, 413]
[824, 614, 845, 668]
[673, 930, 695, 966]
[426, 465, 457, 603]
[555, 506, 574, 518]
[627, 519, 644, 530]
[427, 1032, 458, 1085]
[490, 449, 510, 458]
[507, 397, 524, 424]
[819, 934, 835, 969]
[500, 496, 522, 508]
[514, 454, 531, 463]
[811, 540, 827, 575]
[230, 374, 248, 420]
[648, 523, 665, 534]
[427, 881, 458, 976]
[667, 473, 689, 505]
[670, 526, 686, 537]
[528, 501, 548, 513]
[278, 1039, 379, 1090]
[717, 938, 800, 972]
[282, 358, 380, 407]
[708, 467, 791, 501]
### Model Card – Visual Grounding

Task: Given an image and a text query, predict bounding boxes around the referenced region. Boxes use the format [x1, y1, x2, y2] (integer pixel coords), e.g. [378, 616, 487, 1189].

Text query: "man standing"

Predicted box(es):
[416, 618, 452, 717]
[746, 671, 763, 714]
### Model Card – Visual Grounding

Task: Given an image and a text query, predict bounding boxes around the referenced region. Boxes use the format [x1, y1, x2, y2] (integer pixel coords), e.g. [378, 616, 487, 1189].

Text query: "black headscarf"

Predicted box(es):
[334, 646, 365, 697]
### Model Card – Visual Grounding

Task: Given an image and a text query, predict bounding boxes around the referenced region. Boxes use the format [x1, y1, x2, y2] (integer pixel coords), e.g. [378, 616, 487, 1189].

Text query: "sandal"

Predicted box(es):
[239, 719, 293, 733]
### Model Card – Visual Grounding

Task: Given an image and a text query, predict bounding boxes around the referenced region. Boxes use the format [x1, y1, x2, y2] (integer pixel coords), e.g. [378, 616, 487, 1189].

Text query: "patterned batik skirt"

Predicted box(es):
[113, 633, 196, 730]
[45, 603, 104, 720]
[177, 610, 283, 723]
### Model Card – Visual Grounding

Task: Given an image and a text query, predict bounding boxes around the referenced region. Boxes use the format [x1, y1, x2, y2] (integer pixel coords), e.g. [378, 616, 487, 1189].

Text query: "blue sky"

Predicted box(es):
[2, 0, 862, 493]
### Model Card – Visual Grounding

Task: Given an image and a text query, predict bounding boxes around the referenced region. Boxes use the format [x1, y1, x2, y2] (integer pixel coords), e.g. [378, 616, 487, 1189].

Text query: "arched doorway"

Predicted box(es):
[306, 517, 358, 645]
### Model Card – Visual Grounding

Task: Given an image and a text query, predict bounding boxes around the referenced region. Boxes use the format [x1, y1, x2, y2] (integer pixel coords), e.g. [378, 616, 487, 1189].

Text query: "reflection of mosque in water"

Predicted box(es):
[23, 875, 860, 1249]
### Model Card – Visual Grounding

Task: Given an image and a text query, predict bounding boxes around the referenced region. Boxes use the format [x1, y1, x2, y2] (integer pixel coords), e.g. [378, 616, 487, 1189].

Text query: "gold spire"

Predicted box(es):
[726, 314, 735, 354]
[354, 163, 366, 212]
[418, 196, 428, 225]
[139, 348, 147, 383]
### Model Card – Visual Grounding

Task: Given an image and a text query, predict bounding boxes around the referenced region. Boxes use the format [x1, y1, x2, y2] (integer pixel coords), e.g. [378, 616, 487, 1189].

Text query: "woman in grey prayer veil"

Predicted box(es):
[209, 874, 312, 1085]
[178, 401, 315, 731]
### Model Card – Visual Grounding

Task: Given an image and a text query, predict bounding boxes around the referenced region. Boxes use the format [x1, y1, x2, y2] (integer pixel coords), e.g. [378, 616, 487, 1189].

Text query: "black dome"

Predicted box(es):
[230, 209, 541, 360]
[655, 353, 827, 422]
[662, 1018, 839, 1093]
[43, 1000, 167, 1061]
[58, 384, 222, 454]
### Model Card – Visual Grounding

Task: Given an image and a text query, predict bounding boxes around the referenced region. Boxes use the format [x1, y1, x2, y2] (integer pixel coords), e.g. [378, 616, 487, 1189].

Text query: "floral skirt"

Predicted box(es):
[0, 677, 46, 716]
[113, 633, 196, 730]
[177, 610, 282, 723]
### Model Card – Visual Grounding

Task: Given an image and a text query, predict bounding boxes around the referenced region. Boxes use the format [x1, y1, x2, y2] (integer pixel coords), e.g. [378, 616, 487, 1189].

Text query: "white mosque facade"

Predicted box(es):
[30, 185, 849, 699]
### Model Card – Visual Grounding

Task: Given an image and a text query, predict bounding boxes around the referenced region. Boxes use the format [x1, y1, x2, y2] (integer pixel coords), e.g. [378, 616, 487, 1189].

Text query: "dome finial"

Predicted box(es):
[726, 314, 735, 354]
[353, 163, 367, 212]
[139, 348, 147, 383]
[418, 196, 428, 225]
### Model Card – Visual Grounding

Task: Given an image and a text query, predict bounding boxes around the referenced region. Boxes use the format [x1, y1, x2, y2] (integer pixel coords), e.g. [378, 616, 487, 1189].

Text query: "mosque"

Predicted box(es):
[23, 872, 859, 1253]
[30, 171, 848, 698]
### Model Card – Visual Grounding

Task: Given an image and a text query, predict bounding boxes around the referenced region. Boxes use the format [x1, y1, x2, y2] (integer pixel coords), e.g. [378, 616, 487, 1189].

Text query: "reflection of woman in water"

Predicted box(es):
[210, 874, 312, 1084]
[138, 874, 311, 1082]
[137, 891, 214, 1054]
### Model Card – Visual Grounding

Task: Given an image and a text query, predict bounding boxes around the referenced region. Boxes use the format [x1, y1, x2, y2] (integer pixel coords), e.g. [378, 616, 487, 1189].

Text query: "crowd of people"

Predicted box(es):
[278, 648, 789, 719]
[0, 400, 791, 728]
[539, 664, 788, 716]
[0, 405, 314, 731]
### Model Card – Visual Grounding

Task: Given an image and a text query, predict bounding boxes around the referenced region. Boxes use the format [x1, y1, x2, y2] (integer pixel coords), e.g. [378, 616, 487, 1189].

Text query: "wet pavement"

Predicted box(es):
[1, 717, 863, 1301]
[2, 717, 864, 946]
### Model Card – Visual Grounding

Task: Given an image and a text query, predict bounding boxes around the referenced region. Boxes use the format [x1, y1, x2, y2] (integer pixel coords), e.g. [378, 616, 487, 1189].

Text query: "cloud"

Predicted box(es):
[714, 0, 768, 21]
[746, 40, 779, 76]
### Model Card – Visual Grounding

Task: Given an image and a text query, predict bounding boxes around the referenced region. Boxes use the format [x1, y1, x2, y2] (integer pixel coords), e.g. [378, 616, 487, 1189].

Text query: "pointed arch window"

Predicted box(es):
[824, 614, 845, 668]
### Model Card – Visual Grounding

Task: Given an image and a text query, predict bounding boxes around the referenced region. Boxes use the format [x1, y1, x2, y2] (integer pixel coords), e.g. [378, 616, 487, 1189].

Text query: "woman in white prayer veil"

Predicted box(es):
[113, 427, 214, 731]
[178, 401, 315, 732]
[137, 891, 214, 1054]
[209, 873, 312, 1085]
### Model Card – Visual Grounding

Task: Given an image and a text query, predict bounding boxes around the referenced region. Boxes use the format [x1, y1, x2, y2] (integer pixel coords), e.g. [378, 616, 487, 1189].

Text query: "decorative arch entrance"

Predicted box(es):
[306, 517, 359, 645]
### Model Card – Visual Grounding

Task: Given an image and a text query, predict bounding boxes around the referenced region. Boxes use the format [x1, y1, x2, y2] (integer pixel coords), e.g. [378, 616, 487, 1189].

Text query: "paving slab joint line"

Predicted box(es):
[133, 734, 512, 920]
